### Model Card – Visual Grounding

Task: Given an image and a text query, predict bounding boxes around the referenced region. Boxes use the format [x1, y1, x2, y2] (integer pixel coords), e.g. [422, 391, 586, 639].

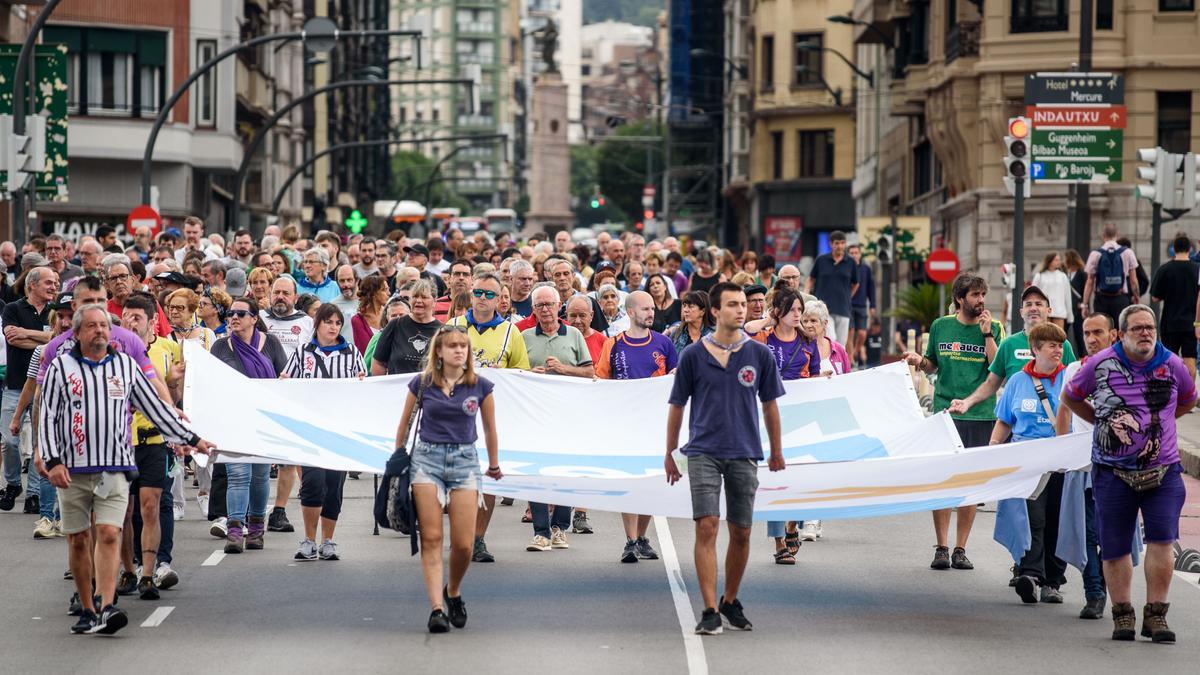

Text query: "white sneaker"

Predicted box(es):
[52, 520, 64, 537]
[550, 527, 569, 549]
[197, 493, 209, 517]
[33, 516, 56, 540]
[801, 521, 820, 542]
[154, 562, 179, 590]
[526, 535, 551, 552]
[318, 539, 340, 561]
[173, 503, 185, 521]
[210, 516, 228, 539]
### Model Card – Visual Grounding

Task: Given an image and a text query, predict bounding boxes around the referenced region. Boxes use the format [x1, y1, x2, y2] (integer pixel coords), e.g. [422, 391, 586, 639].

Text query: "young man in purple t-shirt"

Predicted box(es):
[1062, 304, 1197, 644]
[666, 282, 785, 635]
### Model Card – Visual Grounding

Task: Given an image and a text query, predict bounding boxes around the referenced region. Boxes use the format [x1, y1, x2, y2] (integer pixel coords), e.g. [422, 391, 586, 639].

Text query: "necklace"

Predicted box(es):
[704, 333, 749, 352]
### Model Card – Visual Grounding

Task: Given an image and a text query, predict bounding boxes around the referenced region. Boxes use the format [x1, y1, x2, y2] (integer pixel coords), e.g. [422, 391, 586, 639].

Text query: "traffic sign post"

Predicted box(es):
[1025, 72, 1125, 187]
[1031, 158, 1121, 183]
[1024, 72, 1124, 105]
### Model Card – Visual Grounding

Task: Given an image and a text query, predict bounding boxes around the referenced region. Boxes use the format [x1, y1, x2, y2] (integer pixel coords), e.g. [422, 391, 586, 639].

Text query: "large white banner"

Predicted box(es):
[183, 343, 1092, 521]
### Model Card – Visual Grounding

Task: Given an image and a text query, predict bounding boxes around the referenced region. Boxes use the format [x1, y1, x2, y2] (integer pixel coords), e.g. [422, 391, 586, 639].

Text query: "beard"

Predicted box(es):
[963, 302, 983, 319]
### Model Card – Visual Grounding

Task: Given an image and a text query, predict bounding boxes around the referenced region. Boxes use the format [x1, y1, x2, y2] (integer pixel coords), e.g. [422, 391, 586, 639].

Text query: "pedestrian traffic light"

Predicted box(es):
[1002, 116, 1030, 198]
[346, 209, 368, 234]
[590, 196, 605, 209]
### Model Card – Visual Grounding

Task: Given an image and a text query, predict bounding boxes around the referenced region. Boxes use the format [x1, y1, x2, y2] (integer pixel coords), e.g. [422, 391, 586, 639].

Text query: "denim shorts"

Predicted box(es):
[688, 454, 760, 528]
[411, 441, 482, 506]
[1092, 462, 1186, 560]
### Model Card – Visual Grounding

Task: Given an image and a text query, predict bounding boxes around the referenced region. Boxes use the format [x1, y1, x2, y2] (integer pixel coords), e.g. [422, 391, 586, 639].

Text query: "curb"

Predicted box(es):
[1183, 443, 1200, 481]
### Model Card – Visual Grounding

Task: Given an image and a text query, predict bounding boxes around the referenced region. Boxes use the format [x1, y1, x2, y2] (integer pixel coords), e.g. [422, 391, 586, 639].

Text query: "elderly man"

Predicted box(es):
[103, 254, 171, 337]
[78, 239, 104, 277]
[509, 259, 538, 318]
[174, 216, 219, 264]
[605, 238, 627, 281]
[627, 234, 646, 264]
[295, 248, 340, 302]
[1062, 305, 1196, 644]
[0, 266, 58, 512]
[554, 230, 573, 254]
[45, 234, 84, 283]
[331, 265, 359, 342]
[0, 240, 17, 280]
[521, 286, 593, 552]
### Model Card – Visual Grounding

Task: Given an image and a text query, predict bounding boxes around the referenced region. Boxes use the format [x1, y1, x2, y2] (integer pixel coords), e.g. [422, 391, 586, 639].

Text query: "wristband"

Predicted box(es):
[981, 333, 993, 339]
[487, 465, 501, 472]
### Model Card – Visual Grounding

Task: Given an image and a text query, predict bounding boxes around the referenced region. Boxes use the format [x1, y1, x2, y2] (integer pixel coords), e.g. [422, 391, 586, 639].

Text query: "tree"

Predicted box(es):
[595, 120, 662, 224]
[571, 143, 626, 227]
[390, 151, 468, 211]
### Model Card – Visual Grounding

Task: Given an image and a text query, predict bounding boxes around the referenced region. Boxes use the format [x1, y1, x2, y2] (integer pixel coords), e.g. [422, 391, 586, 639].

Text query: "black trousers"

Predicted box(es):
[1020, 472, 1068, 588]
[299, 467, 346, 521]
[209, 463, 228, 520]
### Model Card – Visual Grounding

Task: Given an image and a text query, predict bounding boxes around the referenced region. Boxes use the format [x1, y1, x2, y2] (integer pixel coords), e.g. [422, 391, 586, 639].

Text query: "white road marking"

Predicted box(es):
[1173, 570, 1200, 589]
[140, 606, 174, 627]
[654, 516, 708, 675]
[201, 550, 225, 567]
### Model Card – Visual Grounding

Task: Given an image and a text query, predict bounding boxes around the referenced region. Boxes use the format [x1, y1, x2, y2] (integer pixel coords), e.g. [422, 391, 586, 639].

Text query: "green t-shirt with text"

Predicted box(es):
[988, 330, 1076, 382]
[924, 316, 1004, 420]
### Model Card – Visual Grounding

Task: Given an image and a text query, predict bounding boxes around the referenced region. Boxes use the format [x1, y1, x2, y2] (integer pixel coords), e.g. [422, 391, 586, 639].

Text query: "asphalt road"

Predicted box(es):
[3, 475, 1200, 674]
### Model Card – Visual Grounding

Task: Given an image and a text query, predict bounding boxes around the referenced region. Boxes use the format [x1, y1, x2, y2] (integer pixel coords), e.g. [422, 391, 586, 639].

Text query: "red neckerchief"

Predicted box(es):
[1022, 359, 1065, 383]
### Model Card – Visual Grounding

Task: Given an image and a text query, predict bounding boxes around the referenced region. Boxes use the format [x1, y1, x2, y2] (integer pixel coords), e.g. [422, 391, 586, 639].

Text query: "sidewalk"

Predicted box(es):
[1174, 412, 1200, 552]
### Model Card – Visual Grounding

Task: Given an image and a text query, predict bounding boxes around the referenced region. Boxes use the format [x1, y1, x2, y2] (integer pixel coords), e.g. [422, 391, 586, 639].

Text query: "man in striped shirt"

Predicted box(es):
[40, 304, 212, 635]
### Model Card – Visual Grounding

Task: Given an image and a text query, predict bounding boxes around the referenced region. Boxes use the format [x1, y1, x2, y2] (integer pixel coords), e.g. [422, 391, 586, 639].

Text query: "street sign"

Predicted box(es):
[925, 248, 960, 284]
[0, 45, 68, 200]
[1031, 129, 1121, 158]
[1030, 159, 1122, 183]
[1025, 72, 1124, 105]
[1025, 106, 1127, 129]
[126, 204, 162, 235]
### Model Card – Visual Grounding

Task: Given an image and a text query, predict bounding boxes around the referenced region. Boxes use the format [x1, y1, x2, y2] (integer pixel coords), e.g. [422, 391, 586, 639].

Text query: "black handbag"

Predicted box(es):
[373, 375, 427, 555]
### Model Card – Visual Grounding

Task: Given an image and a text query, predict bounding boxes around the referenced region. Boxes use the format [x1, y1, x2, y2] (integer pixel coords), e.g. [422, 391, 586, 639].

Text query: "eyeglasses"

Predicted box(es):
[227, 309, 253, 319]
[779, 275, 800, 281]
[107, 273, 132, 283]
[472, 289, 498, 300]
[533, 302, 557, 310]
[167, 304, 189, 312]
[1126, 325, 1156, 334]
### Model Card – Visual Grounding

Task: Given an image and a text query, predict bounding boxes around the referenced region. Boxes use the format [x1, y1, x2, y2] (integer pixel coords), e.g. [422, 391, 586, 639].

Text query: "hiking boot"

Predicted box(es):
[427, 609, 450, 633]
[1080, 596, 1106, 620]
[245, 516, 266, 550]
[1040, 586, 1064, 604]
[718, 596, 753, 631]
[472, 536, 494, 563]
[636, 536, 659, 560]
[572, 510, 594, 534]
[1141, 602, 1175, 643]
[1015, 575, 1038, 604]
[930, 546, 951, 570]
[550, 528, 569, 549]
[116, 571, 138, 596]
[267, 507, 293, 533]
[695, 607, 722, 635]
[224, 521, 245, 554]
[0, 483, 22, 511]
[137, 576, 159, 601]
[620, 538, 638, 563]
[950, 547, 974, 570]
[1111, 602, 1136, 641]
[22, 494, 39, 514]
[295, 538, 318, 561]
[444, 587, 467, 628]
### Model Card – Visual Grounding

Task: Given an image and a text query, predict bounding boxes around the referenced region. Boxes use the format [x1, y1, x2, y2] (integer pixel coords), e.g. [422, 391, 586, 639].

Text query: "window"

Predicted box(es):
[45, 26, 166, 117]
[909, 1, 929, 64]
[771, 131, 783, 179]
[1097, 0, 1114, 29]
[1011, 0, 1068, 33]
[1160, 0, 1195, 11]
[1157, 92, 1192, 154]
[760, 35, 774, 91]
[196, 40, 217, 127]
[792, 34, 822, 87]
[798, 130, 834, 178]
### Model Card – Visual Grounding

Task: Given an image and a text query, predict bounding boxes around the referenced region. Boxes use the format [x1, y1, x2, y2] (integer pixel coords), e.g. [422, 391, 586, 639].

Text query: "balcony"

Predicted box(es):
[457, 114, 495, 128]
[457, 51, 494, 66]
[457, 21, 495, 35]
[458, 145, 494, 159]
[944, 20, 980, 63]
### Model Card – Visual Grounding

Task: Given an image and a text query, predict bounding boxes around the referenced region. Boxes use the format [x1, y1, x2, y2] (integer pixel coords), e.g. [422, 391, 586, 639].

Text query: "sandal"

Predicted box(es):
[784, 530, 801, 555]
[774, 549, 796, 565]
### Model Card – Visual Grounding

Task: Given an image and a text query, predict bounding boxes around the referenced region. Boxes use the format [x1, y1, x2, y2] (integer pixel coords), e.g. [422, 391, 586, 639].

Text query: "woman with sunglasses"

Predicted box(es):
[394, 325, 501, 633]
[210, 297, 289, 553]
[197, 288, 231, 336]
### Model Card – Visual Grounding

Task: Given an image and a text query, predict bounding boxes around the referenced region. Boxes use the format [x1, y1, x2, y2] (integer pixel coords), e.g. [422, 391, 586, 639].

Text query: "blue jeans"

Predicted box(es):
[767, 520, 805, 538]
[225, 462, 270, 524]
[1082, 487, 1106, 599]
[530, 503, 571, 538]
[1, 387, 23, 487]
[38, 470, 57, 519]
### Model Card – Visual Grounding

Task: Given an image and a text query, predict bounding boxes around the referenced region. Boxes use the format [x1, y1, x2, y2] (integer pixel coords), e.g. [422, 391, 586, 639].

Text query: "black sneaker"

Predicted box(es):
[267, 507, 294, 533]
[472, 537, 495, 563]
[950, 547, 974, 570]
[1080, 596, 1106, 620]
[116, 572, 138, 596]
[571, 511, 594, 534]
[138, 576, 159, 601]
[695, 607, 723, 635]
[0, 484, 21, 511]
[620, 539, 638, 563]
[22, 494, 39, 514]
[1008, 564, 1019, 587]
[444, 587, 467, 629]
[1015, 575, 1038, 604]
[68, 592, 83, 616]
[427, 609, 450, 633]
[90, 604, 128, 635]
[500, 497, 515, 506]
[718, 597, 753, 631]
[636, 536, 659, 560]
[930, 546, 951, 570]
[71, 609, 97, 634]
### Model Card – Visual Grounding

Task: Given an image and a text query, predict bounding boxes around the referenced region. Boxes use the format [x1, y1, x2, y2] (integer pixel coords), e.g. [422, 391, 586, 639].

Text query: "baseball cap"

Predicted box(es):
[51, 291, 74, 310]
[1021, 284, 1050, 305]
[594, 260, 617, 274]
[154, 271, 193, 287]
[225, 267, 248, 297]
[404, 243, 430, 257]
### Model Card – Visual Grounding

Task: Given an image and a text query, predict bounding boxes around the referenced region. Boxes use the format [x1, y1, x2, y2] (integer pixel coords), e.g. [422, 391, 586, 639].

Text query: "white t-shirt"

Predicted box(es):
[260, 310, 314, 353]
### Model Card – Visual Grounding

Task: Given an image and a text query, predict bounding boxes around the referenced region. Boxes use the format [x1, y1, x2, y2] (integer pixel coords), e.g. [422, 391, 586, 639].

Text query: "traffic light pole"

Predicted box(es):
[1071, 0, 1094, 254]
[1012, 178, 1026, 333]
[10, 0, 63, 246]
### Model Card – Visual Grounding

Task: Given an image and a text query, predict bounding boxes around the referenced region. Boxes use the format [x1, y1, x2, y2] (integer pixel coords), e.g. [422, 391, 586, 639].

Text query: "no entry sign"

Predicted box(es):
[925, 248, 960, 284]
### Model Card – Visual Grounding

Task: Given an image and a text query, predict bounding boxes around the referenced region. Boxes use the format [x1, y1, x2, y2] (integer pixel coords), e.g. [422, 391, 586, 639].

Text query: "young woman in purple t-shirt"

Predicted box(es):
[394, 326, 502, 634]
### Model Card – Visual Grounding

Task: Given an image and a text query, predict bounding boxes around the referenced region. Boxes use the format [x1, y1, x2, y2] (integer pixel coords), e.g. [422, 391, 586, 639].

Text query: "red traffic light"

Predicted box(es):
[1008, 117, 1029, 139]
[643, 210, 654, 220]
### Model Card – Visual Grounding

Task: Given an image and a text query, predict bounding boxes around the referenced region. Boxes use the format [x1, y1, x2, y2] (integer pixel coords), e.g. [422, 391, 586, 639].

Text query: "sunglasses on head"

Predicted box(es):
[439, 325, 469, 335]
[472, 289, 498, 300]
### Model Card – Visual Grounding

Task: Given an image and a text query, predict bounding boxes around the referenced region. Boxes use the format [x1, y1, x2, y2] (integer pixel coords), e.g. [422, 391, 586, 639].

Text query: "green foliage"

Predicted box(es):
[390, 151, 468, 212]
[595, 120, 662, 224]
[583, 0, 661, 27]
[889, 283, 948, 332]
[863, 224, 930, 263]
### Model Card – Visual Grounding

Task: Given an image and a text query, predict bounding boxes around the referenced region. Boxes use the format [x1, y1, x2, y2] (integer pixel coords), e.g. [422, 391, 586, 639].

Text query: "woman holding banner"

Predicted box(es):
[394, 326, 502, 633]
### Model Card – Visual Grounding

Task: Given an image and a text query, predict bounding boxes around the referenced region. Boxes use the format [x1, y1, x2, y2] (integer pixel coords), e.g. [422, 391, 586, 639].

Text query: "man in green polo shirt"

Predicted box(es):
[520, 285, 594, 552]
[949, 285, 1076, 416]
[904, 272, 1003, 571]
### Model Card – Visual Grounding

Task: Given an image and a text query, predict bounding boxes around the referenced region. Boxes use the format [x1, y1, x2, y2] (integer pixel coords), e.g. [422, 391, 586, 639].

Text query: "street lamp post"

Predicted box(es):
[796, 43, 874, 88]
[386, 136, 505, 222]
[139, 18, 422, 205]
[232, 77, 475, 227]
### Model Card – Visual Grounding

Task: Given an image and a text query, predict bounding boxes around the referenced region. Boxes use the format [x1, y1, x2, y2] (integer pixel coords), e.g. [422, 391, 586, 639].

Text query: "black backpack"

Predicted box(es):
[373, 376, 427, 556]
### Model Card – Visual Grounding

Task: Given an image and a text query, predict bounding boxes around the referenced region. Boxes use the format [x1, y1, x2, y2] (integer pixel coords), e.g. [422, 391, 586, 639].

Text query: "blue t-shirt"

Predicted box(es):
[408, 375, 494, 445]
[994, 369, 1065, 441]
[810, 253, 858, 317]
[668, 339, 786, 460]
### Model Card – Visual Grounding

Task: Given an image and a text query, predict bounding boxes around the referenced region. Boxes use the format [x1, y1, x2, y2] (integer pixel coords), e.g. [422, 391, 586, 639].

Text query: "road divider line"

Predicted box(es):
[140, 606, 174, 627]
[201, 550, 225, 567]
[1173, 570, 1200, 590]
[654, 516, 708, 675]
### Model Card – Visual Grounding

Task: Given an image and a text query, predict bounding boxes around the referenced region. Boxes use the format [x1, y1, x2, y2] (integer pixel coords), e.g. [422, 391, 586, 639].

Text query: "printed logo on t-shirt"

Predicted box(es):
[462, 396, 480, 415]
[737, 365, 757, 387]
[291, 325, 302, 335]
[1020, 399, 1037, 413]
[409, 334, 430, 353]
[1014, 349, 1033, 361]
[939, 341, 986, 355]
